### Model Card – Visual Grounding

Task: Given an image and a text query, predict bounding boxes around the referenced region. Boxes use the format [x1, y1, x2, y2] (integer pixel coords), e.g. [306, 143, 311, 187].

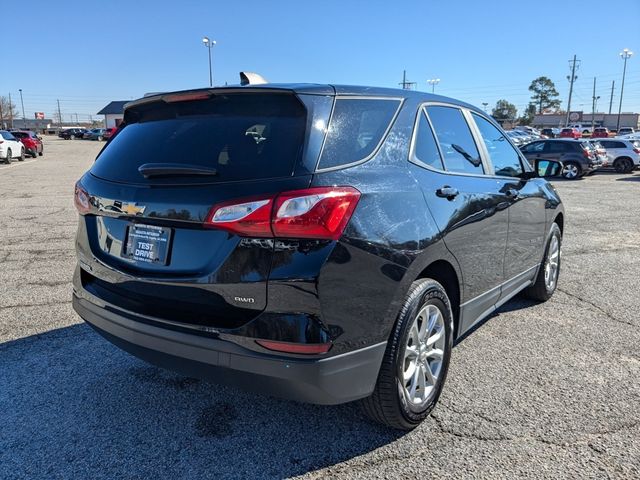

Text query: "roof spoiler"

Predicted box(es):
[240, 72, 268, 86]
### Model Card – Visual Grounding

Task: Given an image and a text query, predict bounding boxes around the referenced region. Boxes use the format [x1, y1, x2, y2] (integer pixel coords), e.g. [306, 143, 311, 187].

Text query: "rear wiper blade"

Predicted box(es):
[138, 163, 218, 178]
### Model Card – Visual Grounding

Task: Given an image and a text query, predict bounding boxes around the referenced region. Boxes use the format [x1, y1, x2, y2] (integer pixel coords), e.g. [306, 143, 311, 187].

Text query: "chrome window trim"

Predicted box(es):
[314, 96, 405, 173]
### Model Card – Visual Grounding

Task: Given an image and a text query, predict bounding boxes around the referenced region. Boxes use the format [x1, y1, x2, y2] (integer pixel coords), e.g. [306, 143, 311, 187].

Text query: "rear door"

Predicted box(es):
[78, 90, 332, 330]
[408, 104, 510, 333]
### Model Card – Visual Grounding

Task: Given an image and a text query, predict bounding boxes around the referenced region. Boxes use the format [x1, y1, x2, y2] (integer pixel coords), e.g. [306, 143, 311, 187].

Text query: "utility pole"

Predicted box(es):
[19, 89, 26, 129]
[8, 92, 14, 129]
[616, 48, 634, 132]
[399, 70, 416, 90]
[608, 80, 615, 114]
[565, 55, 579, 127]
[57, 99, 62, 128]
[591, 77, 596, 131]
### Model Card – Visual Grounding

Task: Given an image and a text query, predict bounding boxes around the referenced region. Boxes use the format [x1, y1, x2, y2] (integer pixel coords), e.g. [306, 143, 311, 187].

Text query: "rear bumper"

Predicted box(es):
[72, 293, 386, 405]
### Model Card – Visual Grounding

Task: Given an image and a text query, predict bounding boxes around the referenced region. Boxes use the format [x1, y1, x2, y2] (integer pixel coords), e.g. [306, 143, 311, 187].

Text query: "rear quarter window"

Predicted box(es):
[317, 98, 401, 170]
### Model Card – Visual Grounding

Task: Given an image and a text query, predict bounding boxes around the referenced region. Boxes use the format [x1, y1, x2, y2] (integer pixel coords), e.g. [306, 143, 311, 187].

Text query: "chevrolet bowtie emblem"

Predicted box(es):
[121, 203, 146, 215]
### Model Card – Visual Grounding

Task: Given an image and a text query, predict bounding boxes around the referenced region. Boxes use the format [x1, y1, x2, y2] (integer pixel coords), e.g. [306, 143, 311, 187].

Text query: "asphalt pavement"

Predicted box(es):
[1, 138, 638, 479]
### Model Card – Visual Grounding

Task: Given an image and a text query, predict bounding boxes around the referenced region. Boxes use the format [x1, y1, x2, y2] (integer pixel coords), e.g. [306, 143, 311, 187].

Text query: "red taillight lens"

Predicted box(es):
[255, 339, 332, 355]
[205, 187, 361, 240]
[205, 196, 274, 237]
[74, 183, 91, 214]
[634, 148, 640, 154]
[273, 187, 361, 240]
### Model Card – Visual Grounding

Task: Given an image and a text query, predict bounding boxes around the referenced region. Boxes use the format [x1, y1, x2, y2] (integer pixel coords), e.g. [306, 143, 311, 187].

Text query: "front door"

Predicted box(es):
[408, 104, 510, 335]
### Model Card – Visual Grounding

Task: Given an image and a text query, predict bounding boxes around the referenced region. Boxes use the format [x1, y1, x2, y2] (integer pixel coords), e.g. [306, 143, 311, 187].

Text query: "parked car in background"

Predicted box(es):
[102, 127, 117, 140]
[84, 128, 106, 141]
[560, 127, 581, 139]
[506, 130, 525, 146]
[617, 127, 635, 136]
[598, 138, 640, 173]
[10, 130, 43, 157]
[541, 128, 560, 138]
[591, 127, 610, 138]
[71, 83, 565, 430]
[0, 130, 25, 163]
[569, 125, 592, 136]
[587, 140, 607, 165]
[59, 128, 86, 140]
[520, 138, 601, 179]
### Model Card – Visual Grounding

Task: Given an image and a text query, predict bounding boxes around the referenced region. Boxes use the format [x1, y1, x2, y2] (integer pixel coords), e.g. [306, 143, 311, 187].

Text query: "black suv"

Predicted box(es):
[520, 138, 601, 179]
[72, 83, 564, 430]
[58, 128, 86, 140]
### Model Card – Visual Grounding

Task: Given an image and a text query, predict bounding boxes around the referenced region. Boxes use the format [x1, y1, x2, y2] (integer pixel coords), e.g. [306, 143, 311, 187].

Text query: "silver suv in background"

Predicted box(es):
[598, 139, 640, 173]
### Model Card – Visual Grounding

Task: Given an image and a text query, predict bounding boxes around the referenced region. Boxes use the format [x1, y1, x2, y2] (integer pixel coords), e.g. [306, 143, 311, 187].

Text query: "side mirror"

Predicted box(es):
[534, 159, 562, 178]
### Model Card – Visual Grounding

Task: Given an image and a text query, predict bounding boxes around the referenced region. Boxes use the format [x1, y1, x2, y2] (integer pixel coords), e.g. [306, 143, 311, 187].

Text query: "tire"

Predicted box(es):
[5, 148, 11, 164]
[30, 149, 37, 158]
[561, 161, 581, 179]
[361, 279, 454, 430]
[524, 223, 562, 302]
[613, 158, 632, 173]
[18, 149, 24, 161]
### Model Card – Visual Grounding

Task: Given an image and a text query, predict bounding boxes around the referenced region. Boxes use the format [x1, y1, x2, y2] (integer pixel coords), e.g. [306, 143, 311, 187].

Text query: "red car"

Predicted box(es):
[103, 127, 117, 140]
[10, 130, 43, 158]
[560, 127, 581, 139]
[591, 127, 610, 139]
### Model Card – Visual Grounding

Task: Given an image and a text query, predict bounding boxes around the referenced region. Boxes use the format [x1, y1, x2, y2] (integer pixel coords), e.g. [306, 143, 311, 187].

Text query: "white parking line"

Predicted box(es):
[0, 158, 38, 171]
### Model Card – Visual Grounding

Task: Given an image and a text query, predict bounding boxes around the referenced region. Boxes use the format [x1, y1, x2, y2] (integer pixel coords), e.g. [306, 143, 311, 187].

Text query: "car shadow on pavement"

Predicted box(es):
[0, 323, 403, 479]
[616, 174, 640, 181]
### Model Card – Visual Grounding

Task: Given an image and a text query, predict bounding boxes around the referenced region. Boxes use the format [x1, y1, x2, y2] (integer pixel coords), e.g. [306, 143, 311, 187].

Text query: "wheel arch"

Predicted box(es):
[415, 260, 461, 337]
[553, 212, 564, 235]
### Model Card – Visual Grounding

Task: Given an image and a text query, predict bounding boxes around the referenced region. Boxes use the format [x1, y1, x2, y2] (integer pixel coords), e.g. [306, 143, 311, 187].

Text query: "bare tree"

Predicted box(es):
[0, 96, 18, 128]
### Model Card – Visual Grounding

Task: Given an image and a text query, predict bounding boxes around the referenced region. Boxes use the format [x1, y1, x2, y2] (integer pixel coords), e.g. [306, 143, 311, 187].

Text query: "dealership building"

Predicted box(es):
[533, 112, 640, 130]
[97, 101, 128, 128]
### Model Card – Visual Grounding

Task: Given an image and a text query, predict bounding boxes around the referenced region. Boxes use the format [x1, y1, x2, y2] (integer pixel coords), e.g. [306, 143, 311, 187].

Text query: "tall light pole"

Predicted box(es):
[19, 89, 26, 128]
[482, 102, 489, 112]
[616, 48, 633, 132]
[427, 78, 440, 93]
[202, 36, 216, 87]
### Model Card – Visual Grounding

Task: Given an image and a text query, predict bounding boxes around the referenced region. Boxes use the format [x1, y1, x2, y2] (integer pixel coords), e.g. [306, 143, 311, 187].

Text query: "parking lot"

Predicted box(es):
[1, 137, 639, 479]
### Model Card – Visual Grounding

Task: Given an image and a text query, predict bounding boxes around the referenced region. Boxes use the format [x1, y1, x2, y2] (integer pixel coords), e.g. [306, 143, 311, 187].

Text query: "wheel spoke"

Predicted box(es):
[417, 365, 427, 397]
[426, 329, 443, 347]
[423, 362, 436, 385]
[426, 348, 444, 360]
[404, 360, 417, 381]
[409, 364, 420, 397]
[417, 311, 428, 342]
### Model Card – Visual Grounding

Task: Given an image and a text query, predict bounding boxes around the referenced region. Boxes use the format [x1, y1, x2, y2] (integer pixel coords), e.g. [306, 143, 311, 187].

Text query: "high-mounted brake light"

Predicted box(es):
[74, 183, 91, 215]
[163, 92, 210, 103]
[255, 339, 332, 355]
[205, 187, 361, 240]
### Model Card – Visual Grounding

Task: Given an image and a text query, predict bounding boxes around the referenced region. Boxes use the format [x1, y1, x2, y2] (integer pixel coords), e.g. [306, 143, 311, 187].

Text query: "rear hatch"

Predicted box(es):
[77, 89, 332, 331]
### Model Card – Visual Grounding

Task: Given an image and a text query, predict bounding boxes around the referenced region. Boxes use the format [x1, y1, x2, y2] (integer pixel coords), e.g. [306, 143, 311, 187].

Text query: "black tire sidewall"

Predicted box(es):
[394, 282, 454, 425]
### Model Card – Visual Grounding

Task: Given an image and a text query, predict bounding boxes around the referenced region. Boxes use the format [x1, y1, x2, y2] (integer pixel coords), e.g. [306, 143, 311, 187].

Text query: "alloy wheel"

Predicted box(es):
[399, 304, 446, 408]
[562, 163, 579, 179]
[544, 235, 560, 291]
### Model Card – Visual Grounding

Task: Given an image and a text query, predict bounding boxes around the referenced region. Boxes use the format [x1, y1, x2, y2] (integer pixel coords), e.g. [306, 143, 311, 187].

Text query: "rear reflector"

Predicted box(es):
[255, 339, 332, 355]
[205, 186, 361, 240]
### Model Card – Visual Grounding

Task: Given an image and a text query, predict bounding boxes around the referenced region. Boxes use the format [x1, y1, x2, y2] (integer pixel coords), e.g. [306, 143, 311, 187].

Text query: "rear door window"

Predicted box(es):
[546, 142, 571, 153]
[91, 93, 308, 185]
[317, 98, 401, 170]
[521, 142, 544, 153]
[426, 106, 484, 175]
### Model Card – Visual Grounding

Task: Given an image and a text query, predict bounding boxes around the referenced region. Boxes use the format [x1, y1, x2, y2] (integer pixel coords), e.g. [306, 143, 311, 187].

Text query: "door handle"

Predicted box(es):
[436, 186, 459, 200]
[505, 188, 519, 199]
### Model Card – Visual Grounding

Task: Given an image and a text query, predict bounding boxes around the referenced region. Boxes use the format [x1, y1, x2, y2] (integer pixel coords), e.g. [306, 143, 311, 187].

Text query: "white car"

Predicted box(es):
[0, 130, 25, 164]
[599, 138, 640, 173]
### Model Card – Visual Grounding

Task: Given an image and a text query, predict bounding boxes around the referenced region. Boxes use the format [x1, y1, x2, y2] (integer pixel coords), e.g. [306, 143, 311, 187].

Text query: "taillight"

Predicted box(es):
[205, 186, 361, 240]
[74, 183, 91, 214]
[206, 196, 273, 237]
[634, 148, 640, 154]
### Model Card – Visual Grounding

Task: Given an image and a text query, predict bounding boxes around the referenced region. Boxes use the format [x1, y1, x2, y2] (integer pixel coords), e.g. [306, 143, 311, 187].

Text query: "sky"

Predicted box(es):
[4, 0, 640, 123]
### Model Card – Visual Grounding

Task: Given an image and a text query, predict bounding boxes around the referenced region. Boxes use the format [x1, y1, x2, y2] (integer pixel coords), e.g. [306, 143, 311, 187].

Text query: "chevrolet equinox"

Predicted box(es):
[72, 81, 564, 430]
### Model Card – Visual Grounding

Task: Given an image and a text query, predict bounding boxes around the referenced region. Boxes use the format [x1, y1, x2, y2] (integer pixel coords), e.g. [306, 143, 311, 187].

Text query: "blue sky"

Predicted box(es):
[5, 0, 640, 122]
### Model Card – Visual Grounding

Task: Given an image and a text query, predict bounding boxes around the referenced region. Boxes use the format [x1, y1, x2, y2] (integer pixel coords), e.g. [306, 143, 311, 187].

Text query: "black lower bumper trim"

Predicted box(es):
[73, 294, 386, 405]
